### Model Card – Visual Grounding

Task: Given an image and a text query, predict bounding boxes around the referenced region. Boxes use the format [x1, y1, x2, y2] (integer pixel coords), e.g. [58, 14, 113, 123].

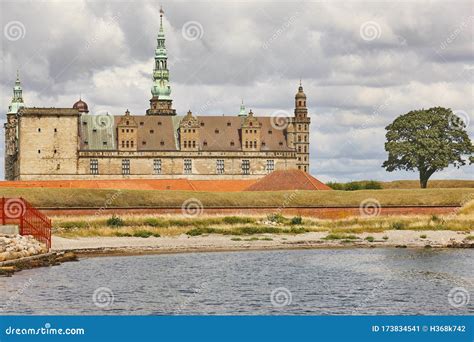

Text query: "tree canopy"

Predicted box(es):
[382, 107, 473, 188]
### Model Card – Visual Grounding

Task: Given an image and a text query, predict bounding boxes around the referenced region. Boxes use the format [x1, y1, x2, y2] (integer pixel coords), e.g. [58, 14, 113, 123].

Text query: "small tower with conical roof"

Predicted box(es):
[292, 81, 310, 172]
[147, 7, 176, 116]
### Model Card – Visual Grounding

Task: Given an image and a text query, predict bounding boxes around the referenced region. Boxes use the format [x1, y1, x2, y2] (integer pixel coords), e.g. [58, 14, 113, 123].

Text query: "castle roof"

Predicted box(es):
[78, 113, 293, 152]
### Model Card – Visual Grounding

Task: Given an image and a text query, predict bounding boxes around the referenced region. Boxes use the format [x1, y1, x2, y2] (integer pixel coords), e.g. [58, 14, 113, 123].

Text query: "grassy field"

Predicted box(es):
[381, 180, 474, 189]
[0, 187, 473, 208]
[52, 203, 474, 238]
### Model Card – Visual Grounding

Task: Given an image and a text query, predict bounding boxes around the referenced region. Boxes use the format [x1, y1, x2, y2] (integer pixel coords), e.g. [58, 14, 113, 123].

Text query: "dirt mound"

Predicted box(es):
[245, 170, 331, 191]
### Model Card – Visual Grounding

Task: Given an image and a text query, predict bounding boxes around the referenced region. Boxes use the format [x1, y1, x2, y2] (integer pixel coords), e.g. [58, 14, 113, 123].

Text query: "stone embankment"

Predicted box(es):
[0, 234, 48, 262]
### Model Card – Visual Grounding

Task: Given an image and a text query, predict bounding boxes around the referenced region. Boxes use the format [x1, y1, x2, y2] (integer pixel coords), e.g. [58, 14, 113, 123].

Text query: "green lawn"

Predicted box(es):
[0, 187, 472, 208]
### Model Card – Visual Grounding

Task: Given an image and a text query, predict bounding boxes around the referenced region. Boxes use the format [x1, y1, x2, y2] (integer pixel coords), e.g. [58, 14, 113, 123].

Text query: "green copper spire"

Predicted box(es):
[8, 70, 25, 114]
[151, 6, 171, 100]
[238, 99, 247, 116]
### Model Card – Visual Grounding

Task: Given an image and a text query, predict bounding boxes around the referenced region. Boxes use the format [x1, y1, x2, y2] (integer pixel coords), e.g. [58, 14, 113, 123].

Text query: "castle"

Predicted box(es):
[4, 9, 310, 181]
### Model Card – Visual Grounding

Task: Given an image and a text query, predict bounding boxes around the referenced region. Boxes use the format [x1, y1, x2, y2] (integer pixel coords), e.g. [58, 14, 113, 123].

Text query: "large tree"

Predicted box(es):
[382, 107, 473, 188]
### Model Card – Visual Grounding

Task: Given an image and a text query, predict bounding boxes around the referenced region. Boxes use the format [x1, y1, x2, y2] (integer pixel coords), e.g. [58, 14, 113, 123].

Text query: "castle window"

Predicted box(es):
[200, 122, 205, 127]
[83, 121, 87, 125]
[215, 129, 219, 134]
[298, 165, 301, 170]
[192, 129, 195, 133]
[266, 160, 275, 173]
[184, 159, 192, 174]
[126, 129, 129, 133]
[122, 141, 125, 148]
[142, 141, 146, 145]
[126, 141, 130, 148]
[54, 128, 57, 132]
[304, 136, 307, 142]
[203, 140, 208, 146]
[158, 121, 162, 126]
[126, 121, 129, 125]
[153, 159, 162, 175]
[192, 141, 196, 148]
[131, 141, 134, 148]
[184, 141, 187, 148]
[279, 141, 283, 146]
[93, 128, 97, 133]
[254, 140, 257, 148]
[38, 150, 41, 154]
[304, 146, 307, 153]
[254, 130, 257, 134]
[38, 128, 41, 132]
[245, 141, 248, 148]
[304, 166, 307, 172]
[90, 159, 99, 175]
[216, 159, 225, 174]
[150, 129, 154, 134]
[122, 129, 125, 133]
[304, 156, 307, 161]
[230, 141, 235, 147]
[261, 141, 266, 147]
[298, 125, 301, 130]
[249, 122, 253, 127]
[84, 141, 89, 145]
[160, 140, 165, 146]
[54, 149, 57, 154]
[227, 122, 231, 127]
[140, 122, 144, 126]
[298, 146, 301, 152]
[241, 160, 250, 175]
[131, 129, 134, 133]
[268, 130, 272, 134]
[122, 159, 130, 175]
[305, 124, 308, 130]
[298, 136, 302, 142]
[103, 141, 107, 146]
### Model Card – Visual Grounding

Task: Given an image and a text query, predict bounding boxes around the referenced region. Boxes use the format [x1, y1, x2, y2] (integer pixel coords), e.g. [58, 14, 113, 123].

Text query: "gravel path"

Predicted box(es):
[52, 230, 472, 255]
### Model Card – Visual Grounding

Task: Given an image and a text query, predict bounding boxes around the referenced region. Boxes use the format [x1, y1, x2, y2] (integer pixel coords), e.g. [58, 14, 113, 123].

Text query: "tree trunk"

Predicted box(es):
[419, 168, 434, 188]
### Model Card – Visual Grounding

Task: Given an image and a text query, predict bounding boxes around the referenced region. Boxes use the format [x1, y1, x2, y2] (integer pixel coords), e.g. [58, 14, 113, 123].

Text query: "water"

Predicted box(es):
[0, 248, 472, 315]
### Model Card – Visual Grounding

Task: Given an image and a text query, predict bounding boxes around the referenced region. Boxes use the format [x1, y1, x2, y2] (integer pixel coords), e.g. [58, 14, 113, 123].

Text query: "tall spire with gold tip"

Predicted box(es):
[147, 6, 176, 115]
[8, 70, 25, 114]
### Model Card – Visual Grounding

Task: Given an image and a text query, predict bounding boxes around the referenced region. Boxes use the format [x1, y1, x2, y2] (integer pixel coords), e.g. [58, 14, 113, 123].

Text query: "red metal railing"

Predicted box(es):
[1, 197, 51, 249]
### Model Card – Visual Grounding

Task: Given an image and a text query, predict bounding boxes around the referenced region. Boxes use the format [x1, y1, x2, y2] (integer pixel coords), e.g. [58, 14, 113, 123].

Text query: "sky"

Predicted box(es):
[0, 0, 472, 182]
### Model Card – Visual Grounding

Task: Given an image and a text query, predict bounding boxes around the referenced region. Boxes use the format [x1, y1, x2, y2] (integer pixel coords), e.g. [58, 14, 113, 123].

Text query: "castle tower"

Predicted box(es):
[292, 82, 310, 172]
[4, 71, 24, 180]
[147, 7, 176, 116]
[8, 71, 24, 114]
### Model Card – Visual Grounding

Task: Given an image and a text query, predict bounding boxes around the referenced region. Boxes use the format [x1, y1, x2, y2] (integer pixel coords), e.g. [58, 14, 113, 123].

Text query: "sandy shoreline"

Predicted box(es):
[52, 230, 473, 257]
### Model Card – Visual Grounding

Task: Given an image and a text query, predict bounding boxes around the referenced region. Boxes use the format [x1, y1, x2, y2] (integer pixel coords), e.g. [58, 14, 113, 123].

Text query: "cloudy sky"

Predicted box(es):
[0, 0, 472, 182]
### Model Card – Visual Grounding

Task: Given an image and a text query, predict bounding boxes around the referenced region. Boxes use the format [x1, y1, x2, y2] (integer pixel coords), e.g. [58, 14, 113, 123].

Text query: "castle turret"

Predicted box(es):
[292, 82, 310, 172]
[8, 71, 24, 114]
[147, 7, 176, 116]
